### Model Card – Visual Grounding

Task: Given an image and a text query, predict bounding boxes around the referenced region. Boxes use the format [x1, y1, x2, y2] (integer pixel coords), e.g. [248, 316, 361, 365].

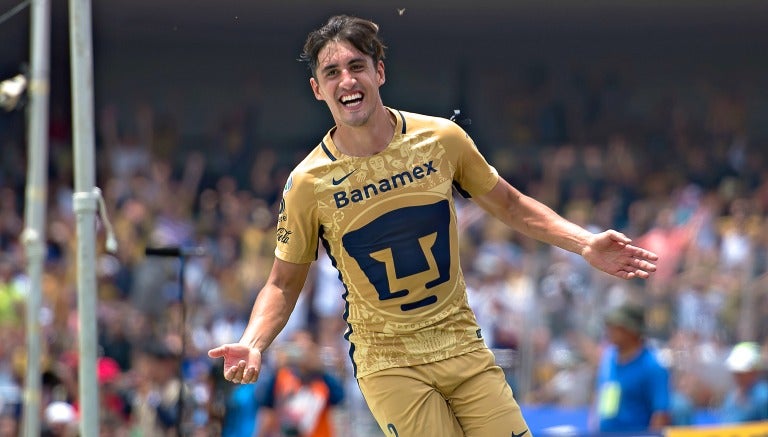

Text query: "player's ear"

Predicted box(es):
[310, 77, 324, 101]
[376, 60, 385, 86]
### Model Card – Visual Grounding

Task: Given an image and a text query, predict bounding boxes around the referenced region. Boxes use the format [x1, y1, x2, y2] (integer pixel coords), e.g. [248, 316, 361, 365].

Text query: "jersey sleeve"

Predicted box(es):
[443, 121, 499, 198]
[274, 171, 320, 264]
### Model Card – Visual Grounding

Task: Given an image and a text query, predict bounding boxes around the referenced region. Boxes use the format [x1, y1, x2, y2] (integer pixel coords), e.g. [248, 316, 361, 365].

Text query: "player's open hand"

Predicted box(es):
[582, 230, 658, 280]
[208, 343, 263, 384]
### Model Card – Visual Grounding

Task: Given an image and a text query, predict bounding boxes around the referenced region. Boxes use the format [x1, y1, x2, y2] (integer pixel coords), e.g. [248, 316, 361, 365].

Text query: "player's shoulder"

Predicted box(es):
[395, 109, 474, 157]
[293, 143, 329, 171]
[396, 109, 461, 135]
[284, 142, 333, 190]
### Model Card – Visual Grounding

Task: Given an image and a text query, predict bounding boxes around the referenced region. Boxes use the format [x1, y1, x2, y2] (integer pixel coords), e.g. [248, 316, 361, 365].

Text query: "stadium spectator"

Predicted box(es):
[129, 341, 186, 436]
[254, 330, 344, 437]
[595, 301, 671, 432]
[0, 408, 18, 437]
[220, 380, 267, 437]
[718, 341, 768, 423]
[42, 401, 78, 437]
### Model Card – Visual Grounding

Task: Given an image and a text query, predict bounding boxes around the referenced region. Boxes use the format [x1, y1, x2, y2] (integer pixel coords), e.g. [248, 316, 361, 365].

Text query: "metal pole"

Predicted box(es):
[20, 0, 50, 435]
[69, 0, 99, 434]
[145, 246, 207, 434]
[177, 256, 187, 434]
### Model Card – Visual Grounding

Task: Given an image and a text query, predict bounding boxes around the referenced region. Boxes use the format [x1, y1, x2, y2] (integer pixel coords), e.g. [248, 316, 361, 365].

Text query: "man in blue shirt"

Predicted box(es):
[596, 302, 671, 432]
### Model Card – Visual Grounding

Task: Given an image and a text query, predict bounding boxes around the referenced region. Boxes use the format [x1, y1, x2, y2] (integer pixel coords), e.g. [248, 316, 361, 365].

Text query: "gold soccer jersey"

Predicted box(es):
[275, 108, 499, 378]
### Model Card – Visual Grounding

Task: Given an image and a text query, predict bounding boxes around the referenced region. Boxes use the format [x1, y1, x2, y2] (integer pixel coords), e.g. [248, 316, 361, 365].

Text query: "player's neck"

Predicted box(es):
[333, 105, 395, 157]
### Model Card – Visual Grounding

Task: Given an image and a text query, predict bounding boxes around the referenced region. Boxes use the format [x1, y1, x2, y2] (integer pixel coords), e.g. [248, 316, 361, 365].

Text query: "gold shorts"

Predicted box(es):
[357, 348, 531, 437]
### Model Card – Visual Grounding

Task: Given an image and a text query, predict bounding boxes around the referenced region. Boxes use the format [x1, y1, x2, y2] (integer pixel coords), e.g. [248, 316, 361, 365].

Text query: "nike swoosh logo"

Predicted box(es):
[511, 429, 529, 437]
[332, 169, 357, 185]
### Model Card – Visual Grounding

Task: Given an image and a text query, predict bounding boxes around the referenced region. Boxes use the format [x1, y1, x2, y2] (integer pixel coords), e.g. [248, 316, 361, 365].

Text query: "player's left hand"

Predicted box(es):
[581, 230, 658, 280]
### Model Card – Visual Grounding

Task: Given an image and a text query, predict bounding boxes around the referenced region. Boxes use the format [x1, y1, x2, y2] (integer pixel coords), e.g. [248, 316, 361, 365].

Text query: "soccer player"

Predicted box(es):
[208, 14, 659, 436]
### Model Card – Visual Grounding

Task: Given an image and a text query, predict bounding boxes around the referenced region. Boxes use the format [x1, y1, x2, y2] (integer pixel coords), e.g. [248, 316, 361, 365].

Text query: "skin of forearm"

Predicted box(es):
[239, 284, 299, 353]
[476, 179, 594, 255]
[512, 193, 594, 255]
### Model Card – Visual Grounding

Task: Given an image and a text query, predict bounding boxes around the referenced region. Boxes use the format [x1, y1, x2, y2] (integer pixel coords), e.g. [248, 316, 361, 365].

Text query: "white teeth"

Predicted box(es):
[341, 93, 362, 103]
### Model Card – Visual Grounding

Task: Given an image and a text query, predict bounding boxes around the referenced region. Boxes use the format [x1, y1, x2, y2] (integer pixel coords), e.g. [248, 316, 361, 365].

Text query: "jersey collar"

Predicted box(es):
[320, 107, 406, 161]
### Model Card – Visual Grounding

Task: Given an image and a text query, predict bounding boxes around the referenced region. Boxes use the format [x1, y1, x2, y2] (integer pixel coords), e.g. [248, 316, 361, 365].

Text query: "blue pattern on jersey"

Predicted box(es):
[342, 200, 451, 311]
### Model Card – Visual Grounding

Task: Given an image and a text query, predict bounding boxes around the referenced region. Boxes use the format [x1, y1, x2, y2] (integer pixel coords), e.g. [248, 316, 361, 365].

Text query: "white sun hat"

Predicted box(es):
[44, 401, 77, 425]
[725, 342, 764, 373]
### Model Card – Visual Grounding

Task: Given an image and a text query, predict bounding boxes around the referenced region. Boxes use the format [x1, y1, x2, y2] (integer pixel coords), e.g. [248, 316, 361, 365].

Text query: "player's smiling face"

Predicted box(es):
[310, 40, 385, 128]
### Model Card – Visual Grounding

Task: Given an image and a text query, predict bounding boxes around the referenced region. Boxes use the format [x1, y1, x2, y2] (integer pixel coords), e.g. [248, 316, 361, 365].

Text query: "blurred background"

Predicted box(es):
[1, 0, 768, 435]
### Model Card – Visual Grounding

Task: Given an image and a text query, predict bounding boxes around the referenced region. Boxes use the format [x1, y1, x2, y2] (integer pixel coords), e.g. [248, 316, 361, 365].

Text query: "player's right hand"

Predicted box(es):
[207, 343, 263, 384]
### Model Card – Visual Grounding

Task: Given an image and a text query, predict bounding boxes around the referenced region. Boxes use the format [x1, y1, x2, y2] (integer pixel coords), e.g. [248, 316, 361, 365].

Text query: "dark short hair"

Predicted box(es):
[300, 15, 387, 78]
[605, 302, 645, 336]
[141, 340, 178, 360]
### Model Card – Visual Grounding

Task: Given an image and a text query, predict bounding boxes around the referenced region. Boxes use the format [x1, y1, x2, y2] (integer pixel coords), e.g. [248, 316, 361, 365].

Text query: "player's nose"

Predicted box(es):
[339, 69, 356, 87]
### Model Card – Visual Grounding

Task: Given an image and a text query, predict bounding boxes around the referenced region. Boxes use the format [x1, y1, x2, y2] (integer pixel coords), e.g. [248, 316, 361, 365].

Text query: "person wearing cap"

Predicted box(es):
[595, 302, 671, 432]
[131, 340, 185, 436]
[42, 401, 78, 437]
[97, 356, 131, 426]
[718, 341, 768, 423]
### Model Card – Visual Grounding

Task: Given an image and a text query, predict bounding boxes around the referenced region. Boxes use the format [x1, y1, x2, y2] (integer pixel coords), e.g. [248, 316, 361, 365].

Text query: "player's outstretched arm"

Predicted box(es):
[471, 177, 658, 280]
[207, 258, 311, 384]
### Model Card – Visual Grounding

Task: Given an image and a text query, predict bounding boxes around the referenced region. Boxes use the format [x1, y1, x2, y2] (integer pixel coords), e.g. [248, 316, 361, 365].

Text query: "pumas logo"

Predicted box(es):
[342, 200, 450, 312]
[332, 169, 357, 185]
[333, 161, 437, 208]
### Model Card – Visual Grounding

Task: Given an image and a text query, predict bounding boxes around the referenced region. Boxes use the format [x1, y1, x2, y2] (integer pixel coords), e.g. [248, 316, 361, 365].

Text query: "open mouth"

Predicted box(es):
[339, 92, 364, 108]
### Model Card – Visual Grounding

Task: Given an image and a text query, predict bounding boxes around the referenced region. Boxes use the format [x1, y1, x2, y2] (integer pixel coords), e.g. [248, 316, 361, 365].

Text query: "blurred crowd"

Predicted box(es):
[0, 63, 767, 436]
